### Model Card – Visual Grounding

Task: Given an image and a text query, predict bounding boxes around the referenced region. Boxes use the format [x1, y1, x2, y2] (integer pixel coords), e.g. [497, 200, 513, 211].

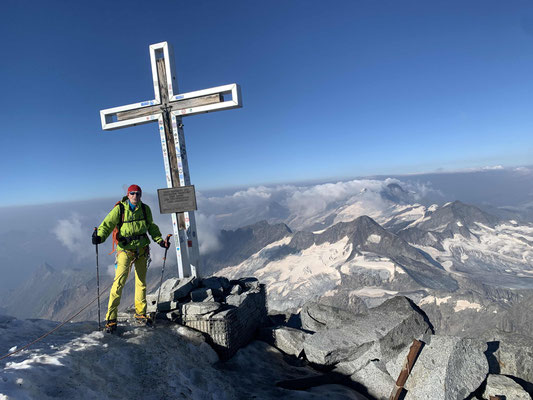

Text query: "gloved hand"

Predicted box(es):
[92, 230, 102, 245]
[159, 239, 170, 249]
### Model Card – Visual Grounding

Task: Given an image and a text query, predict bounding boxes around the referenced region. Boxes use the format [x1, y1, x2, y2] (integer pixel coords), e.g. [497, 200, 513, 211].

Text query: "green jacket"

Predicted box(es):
[98, 197, 163, 251]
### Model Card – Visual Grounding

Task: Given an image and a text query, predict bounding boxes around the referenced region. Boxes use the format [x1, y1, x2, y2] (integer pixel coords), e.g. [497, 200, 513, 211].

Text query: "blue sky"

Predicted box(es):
[1, 0, 533, 206]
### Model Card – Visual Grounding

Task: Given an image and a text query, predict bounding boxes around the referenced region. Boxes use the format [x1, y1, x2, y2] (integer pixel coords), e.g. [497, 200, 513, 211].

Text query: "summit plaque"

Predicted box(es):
[158, 186, 197, 214]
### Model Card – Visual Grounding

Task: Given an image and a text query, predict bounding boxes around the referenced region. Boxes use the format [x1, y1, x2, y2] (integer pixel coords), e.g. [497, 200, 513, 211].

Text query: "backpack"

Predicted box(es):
[109, 200, 148, 255]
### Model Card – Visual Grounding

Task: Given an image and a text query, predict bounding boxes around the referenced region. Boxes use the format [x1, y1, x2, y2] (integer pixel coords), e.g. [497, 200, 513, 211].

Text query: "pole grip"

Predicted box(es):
[163, 234, 172, 259]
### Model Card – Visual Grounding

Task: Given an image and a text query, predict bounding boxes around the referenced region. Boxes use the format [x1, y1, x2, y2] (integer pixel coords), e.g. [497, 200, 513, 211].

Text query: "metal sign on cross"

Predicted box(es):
[100, 41, 242, 279]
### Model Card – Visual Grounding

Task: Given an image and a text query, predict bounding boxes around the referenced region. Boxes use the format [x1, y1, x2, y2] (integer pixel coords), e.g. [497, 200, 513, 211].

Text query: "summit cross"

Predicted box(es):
[100, 41, 242, 279]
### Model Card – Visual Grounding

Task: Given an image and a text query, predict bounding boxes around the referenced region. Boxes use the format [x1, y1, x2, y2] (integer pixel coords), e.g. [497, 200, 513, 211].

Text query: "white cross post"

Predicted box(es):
[100, 41, 242, 279]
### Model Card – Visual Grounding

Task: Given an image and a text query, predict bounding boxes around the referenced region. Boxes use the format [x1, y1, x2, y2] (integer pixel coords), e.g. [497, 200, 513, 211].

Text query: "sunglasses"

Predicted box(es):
[129, 191, 141, 196]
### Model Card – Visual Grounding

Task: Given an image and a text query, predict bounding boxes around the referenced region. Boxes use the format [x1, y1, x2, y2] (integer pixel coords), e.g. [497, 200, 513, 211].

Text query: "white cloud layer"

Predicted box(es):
[196, 213, 222, 254]
[52, 213, 93, 260]
[197, 178, 440, 230]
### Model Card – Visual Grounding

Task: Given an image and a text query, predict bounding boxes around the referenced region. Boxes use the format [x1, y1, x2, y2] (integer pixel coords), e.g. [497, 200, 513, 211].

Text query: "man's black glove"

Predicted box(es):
[92, 230, 102, 245]
[159, 240, 170, 249]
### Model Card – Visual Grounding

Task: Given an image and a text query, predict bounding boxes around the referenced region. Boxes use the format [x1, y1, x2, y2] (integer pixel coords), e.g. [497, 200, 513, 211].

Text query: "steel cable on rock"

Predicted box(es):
[0, 255, 141, 362]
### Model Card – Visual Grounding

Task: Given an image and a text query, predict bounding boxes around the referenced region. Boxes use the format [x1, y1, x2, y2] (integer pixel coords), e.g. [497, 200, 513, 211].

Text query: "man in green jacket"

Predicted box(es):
[92, 184, 169, 332]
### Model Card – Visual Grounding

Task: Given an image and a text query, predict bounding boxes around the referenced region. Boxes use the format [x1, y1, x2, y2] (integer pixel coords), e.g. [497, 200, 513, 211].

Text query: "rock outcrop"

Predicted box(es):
[483, 374, 532, 400]
[258, 295, 533, 400]
[403, 335, 488, 400]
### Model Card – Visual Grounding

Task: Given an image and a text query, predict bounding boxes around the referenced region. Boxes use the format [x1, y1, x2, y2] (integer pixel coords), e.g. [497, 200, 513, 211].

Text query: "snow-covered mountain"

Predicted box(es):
[3, 182, 533, 340]
[213, 200, 533, 338]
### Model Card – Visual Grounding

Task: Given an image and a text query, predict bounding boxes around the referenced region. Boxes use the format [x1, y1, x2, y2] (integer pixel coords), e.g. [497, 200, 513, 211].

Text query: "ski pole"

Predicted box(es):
[93, 227, 101, 331]
[153, 234, 172, 327]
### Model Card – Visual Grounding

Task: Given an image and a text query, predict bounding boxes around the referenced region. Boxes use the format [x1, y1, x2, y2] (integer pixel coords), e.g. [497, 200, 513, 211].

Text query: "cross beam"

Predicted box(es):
[100, 42, 242, 279]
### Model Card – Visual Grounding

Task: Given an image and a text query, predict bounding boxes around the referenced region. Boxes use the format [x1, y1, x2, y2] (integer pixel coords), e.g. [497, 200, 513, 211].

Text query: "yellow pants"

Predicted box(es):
[106, 247, 149, 321]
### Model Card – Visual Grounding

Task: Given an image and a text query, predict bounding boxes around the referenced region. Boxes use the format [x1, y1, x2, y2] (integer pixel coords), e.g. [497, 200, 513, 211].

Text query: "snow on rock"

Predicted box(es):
[366, 234, 381, 244]
[220, 237, 349, 310]
[0, 320, 229, 400]
[340, 253, 401, 281]
[418, 295, 451, 306]
[350, 288, 398, 298]
[0, 316, 364, 400]
[454, 300, 482, 312]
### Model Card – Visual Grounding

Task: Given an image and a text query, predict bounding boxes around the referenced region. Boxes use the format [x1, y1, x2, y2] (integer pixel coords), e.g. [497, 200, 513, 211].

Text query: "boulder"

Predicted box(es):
[146, 299, 178, 313]
[200, 277, 225, 297]
[318, 290, 369, 316]
[334, 342, 381, 376]
[181, 301, 221, 316]
[259, 326, 311, 357]
[165, 310, 181, 322]
[239, 277, 259, 290]
[300, 301, 361, 332]
[226, 293, 246, 307]
[482, 330, 533, 384]
[404, 335, 488, 400]
[159, 277, 180, 293]
[149, 276, 198, 303]
[190, 288, 214, 302]
[304, 323, 382, 365]
[230, 284, 242, 295]
[351, 360, 396, 400]
[372, 296, 433, 364]
[483, 374, 531, 400]
[303, 296, 430, 366]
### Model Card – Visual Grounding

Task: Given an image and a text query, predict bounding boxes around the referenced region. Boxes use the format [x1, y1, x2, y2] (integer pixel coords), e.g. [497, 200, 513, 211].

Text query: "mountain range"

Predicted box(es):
[2, 183, 533, 341]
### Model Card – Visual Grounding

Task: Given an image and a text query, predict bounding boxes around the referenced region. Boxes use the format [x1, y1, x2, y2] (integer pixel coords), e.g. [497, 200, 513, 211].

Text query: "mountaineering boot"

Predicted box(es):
[105, 319, 117, 333]
[134, 313, 153, 327]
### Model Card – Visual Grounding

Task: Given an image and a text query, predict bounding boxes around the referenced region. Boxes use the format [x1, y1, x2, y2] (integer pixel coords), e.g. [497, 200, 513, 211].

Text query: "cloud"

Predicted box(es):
[514, 167, 532, 175]
[285, 180, 387, 217]
[106, 263, 116, 277]
[403, 180, 443, 201]
[196, 177, 441, 231]
[196, 213, 222, 254]
[52, 213, 93, 259]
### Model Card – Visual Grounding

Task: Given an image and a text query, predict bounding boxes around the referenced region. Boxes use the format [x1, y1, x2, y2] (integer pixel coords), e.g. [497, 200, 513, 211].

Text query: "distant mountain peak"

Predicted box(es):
[380, 182, 412, 204]
[36, 262, 56, 275]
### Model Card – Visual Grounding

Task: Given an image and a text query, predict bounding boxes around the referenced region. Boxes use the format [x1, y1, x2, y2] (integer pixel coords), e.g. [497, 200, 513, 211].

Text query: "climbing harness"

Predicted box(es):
[109, 200, 149, 255]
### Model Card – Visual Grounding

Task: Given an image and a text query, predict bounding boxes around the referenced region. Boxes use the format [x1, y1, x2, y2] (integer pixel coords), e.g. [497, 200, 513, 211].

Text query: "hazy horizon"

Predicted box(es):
[1, 166, 531, 292]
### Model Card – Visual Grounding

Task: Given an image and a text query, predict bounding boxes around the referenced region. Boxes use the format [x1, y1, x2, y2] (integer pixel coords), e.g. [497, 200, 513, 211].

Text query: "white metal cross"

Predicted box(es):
[100, 41, 242, 279]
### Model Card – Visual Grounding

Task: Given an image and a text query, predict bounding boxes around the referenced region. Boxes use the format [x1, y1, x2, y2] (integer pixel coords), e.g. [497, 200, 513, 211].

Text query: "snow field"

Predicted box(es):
[0, 319, 238, 400]
[0, 317, 366, 400]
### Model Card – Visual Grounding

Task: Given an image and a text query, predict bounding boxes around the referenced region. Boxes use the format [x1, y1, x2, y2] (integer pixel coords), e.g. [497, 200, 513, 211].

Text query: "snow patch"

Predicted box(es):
[350, 288, 398, 298]
[454, 300, 482, 312]
[419, 295, 451, 306]
[0, 318, 355, 399]
[340, 254, 398, 280]
[321, 289, 337, 297]
[367, 234, 381, 244]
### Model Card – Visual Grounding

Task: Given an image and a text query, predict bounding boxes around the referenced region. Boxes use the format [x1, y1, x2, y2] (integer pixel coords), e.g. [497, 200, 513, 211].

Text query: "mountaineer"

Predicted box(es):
[91, 184, 170, 333]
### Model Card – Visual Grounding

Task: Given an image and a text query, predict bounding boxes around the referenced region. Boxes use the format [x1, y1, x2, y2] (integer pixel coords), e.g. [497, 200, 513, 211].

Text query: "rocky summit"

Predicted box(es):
[260, 295, 533, 400]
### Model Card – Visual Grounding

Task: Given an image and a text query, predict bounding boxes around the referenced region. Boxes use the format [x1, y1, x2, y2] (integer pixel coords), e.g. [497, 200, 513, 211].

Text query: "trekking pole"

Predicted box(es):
[153, 234, 172, 328]
[93, 227, 102, 331]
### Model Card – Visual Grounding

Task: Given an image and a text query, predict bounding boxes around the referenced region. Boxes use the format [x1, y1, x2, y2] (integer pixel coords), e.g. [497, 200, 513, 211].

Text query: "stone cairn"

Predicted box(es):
[143, 276, 266, 360]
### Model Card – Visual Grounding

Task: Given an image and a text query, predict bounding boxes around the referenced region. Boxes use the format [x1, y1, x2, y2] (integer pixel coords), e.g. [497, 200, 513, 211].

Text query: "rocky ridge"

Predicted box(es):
[260, 295, 533, 400]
